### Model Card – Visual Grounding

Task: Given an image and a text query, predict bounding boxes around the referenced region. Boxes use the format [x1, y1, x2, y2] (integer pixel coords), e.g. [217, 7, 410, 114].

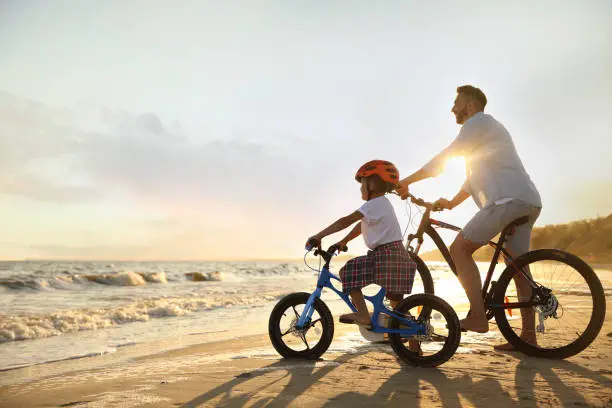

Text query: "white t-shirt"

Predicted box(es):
[422, 112, 542, 210]
[357, 196, 403, 250]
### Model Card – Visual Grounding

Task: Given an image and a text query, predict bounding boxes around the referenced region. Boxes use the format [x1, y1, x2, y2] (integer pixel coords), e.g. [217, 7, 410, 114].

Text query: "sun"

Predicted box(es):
[444, 157, 465, 173]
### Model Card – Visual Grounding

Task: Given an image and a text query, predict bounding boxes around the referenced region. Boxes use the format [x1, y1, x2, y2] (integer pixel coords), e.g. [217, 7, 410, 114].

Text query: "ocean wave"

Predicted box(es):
[0, 263, 308, 291]
[0, 292, 281, 343]
[0, 270, 182, 290]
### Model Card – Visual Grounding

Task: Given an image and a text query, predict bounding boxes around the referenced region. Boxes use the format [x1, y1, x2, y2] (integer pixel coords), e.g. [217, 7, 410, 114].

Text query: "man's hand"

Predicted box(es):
[432, 198, 453, 211]
[396, 180, 411, 200]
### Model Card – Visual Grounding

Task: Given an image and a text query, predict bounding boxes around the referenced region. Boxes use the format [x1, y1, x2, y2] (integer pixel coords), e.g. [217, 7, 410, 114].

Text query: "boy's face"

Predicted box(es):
[360, 179, 369, 200]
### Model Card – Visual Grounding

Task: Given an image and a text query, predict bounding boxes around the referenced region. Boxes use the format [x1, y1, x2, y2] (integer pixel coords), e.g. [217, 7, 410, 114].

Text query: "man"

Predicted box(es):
[396, 85, 542, 350]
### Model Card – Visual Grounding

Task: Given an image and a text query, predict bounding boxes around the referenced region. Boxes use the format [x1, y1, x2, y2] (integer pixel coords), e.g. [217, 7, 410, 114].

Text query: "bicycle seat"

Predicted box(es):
[508, 216, 530, 228]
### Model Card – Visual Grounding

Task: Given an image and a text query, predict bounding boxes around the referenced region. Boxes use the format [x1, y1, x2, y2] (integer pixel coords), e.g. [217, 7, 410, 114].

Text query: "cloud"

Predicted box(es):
[0, 173, 102, 203]
[0, 92, 380, 258]
[0, 92, 356, 225]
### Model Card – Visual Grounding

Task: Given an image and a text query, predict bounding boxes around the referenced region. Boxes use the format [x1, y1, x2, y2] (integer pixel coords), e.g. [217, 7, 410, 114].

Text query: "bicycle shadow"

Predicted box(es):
[178, 345, 372, 408]
[179, 344, 612, 408]
[512, 357, 612, 407]
[323, 357, 612, 407]
[320, 367, 514, 408]
[178, 342, 505, 408]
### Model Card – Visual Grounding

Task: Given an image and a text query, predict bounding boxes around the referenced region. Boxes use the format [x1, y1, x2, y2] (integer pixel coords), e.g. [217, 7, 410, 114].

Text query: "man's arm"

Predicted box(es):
[397, 144, 461, 199]
[434, 189, 471, 210]
[397, 122, 479, 198]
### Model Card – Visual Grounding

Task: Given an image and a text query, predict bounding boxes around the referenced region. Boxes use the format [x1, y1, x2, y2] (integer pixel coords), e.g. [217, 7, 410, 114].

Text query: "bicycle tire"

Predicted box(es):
[408, 253, 435, 295]
[389, 294, 461, 367]
[268, 292, 334, 359]
[493, 249, 606, 359]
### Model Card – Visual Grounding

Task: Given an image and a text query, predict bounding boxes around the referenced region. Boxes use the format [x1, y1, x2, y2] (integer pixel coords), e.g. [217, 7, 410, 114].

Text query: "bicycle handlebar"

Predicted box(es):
[404, 193, 444, 212]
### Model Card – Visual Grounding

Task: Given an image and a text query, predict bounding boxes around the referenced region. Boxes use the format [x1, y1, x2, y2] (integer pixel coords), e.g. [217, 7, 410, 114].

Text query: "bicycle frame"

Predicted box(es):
[404, 195, 541, 311]
[294, 251, 427, 336]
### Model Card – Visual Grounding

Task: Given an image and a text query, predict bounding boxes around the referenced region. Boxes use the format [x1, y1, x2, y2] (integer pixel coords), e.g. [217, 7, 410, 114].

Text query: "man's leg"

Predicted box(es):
[450, 234, 489, 333]
[493, 250, 537, 350]
[494, 206, 541, 350]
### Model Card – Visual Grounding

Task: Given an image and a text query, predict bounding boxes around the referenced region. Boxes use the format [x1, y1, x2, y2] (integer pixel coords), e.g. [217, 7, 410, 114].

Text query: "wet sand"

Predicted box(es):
[1, 305, 611, 408]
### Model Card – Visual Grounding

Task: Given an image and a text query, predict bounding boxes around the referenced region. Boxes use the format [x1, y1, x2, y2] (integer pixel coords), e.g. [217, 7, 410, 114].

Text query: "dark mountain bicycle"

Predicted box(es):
[401, 192, 606, 359]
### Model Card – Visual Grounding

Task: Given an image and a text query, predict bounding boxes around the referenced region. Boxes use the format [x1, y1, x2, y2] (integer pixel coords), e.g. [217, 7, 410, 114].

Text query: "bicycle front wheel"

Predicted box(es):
[268, 292, 334, 359]
[492, 249, 606, 359]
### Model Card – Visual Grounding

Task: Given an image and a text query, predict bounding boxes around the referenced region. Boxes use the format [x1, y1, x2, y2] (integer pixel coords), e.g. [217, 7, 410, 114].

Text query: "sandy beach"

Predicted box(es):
[1, 299, 611, 408]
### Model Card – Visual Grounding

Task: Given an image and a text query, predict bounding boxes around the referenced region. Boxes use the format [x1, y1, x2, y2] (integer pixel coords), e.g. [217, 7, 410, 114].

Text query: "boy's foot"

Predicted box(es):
[459, 317, 489, 333]
[339, 313, 372, 328]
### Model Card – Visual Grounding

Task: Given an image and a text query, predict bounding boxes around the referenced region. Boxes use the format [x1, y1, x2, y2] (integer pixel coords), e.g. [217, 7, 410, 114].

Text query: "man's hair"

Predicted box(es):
[457, 85, 487, 110]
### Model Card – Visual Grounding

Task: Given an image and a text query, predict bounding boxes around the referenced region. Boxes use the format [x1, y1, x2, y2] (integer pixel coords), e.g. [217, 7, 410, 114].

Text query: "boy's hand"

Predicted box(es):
[305, 236, 321, 250]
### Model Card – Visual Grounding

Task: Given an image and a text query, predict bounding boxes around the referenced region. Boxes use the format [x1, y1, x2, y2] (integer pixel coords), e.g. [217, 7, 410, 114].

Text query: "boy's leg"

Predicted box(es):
[386, 292, 403, 309]
[349, 289, 371, 325]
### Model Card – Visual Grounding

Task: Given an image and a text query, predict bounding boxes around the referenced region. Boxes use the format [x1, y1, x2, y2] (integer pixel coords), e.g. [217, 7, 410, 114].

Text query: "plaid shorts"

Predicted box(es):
[339, 240, 417, 294]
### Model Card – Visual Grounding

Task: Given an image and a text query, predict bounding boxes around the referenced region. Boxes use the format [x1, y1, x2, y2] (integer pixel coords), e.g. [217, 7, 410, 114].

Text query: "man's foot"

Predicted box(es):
[408, 340, 423, 356]
[459, 317, 489, 333]
[381, 334, 423, 355]
[494, 335, 537, 351]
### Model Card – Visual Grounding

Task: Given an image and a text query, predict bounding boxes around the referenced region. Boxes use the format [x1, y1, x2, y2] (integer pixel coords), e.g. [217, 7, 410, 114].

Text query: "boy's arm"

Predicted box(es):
[336, 223, 361, 246]
[310, 211, 363, 242]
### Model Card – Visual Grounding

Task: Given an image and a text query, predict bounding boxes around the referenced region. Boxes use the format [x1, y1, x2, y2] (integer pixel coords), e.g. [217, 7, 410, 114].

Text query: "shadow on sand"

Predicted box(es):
[180, 344, 612, 407]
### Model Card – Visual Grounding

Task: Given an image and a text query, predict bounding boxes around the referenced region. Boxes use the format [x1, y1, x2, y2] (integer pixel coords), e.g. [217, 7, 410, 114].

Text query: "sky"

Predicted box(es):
[0, 1, 611, 260]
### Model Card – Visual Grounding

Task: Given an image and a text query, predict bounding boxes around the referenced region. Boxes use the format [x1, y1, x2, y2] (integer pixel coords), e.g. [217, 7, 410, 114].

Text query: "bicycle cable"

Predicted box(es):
[303, 250, 322, 276]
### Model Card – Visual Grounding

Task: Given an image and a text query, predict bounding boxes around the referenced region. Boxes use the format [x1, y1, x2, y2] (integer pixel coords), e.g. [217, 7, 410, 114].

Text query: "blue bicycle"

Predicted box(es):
[268, 245, 461, 367]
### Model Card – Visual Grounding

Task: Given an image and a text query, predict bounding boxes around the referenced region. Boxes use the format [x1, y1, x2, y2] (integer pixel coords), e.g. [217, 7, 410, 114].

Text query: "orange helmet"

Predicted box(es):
[355, 160, 400, 187]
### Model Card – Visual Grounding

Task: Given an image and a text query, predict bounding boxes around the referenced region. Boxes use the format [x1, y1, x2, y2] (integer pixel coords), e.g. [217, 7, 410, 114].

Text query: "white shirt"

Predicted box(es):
[358, 196, 403, 249]
[422, 112, 542, 209]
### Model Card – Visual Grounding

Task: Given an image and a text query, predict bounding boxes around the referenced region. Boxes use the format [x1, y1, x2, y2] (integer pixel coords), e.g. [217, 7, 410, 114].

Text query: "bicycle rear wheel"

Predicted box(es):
[492, 249, 606, 359]
[389, 294, 461, 367]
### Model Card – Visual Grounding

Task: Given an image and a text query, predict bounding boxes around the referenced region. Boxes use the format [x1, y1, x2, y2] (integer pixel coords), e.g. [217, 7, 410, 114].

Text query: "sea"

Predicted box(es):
[1, 258, 610, 375]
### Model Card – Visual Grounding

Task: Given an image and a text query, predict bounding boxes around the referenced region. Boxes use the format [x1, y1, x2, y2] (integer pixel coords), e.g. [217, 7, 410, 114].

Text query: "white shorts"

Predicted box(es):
[461, 200, 541, 256]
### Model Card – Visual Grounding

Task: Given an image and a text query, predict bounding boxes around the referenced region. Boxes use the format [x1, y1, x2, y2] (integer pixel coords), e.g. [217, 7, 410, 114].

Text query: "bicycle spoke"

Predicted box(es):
[300, 334, 310, 350]
[280, 327, 294, 337]
[430, 333, 448, 341]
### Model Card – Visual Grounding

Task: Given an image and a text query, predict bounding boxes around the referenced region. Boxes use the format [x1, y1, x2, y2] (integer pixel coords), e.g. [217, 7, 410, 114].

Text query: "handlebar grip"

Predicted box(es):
[306, 236, 321, 251]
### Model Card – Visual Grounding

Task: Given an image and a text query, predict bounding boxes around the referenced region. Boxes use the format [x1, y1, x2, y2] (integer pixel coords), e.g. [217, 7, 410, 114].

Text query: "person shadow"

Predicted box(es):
[180, 344, 612, 408]
[179, 345, 372, 408]
[512, 357, 612, 407]
[323, 353, 612, 407]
